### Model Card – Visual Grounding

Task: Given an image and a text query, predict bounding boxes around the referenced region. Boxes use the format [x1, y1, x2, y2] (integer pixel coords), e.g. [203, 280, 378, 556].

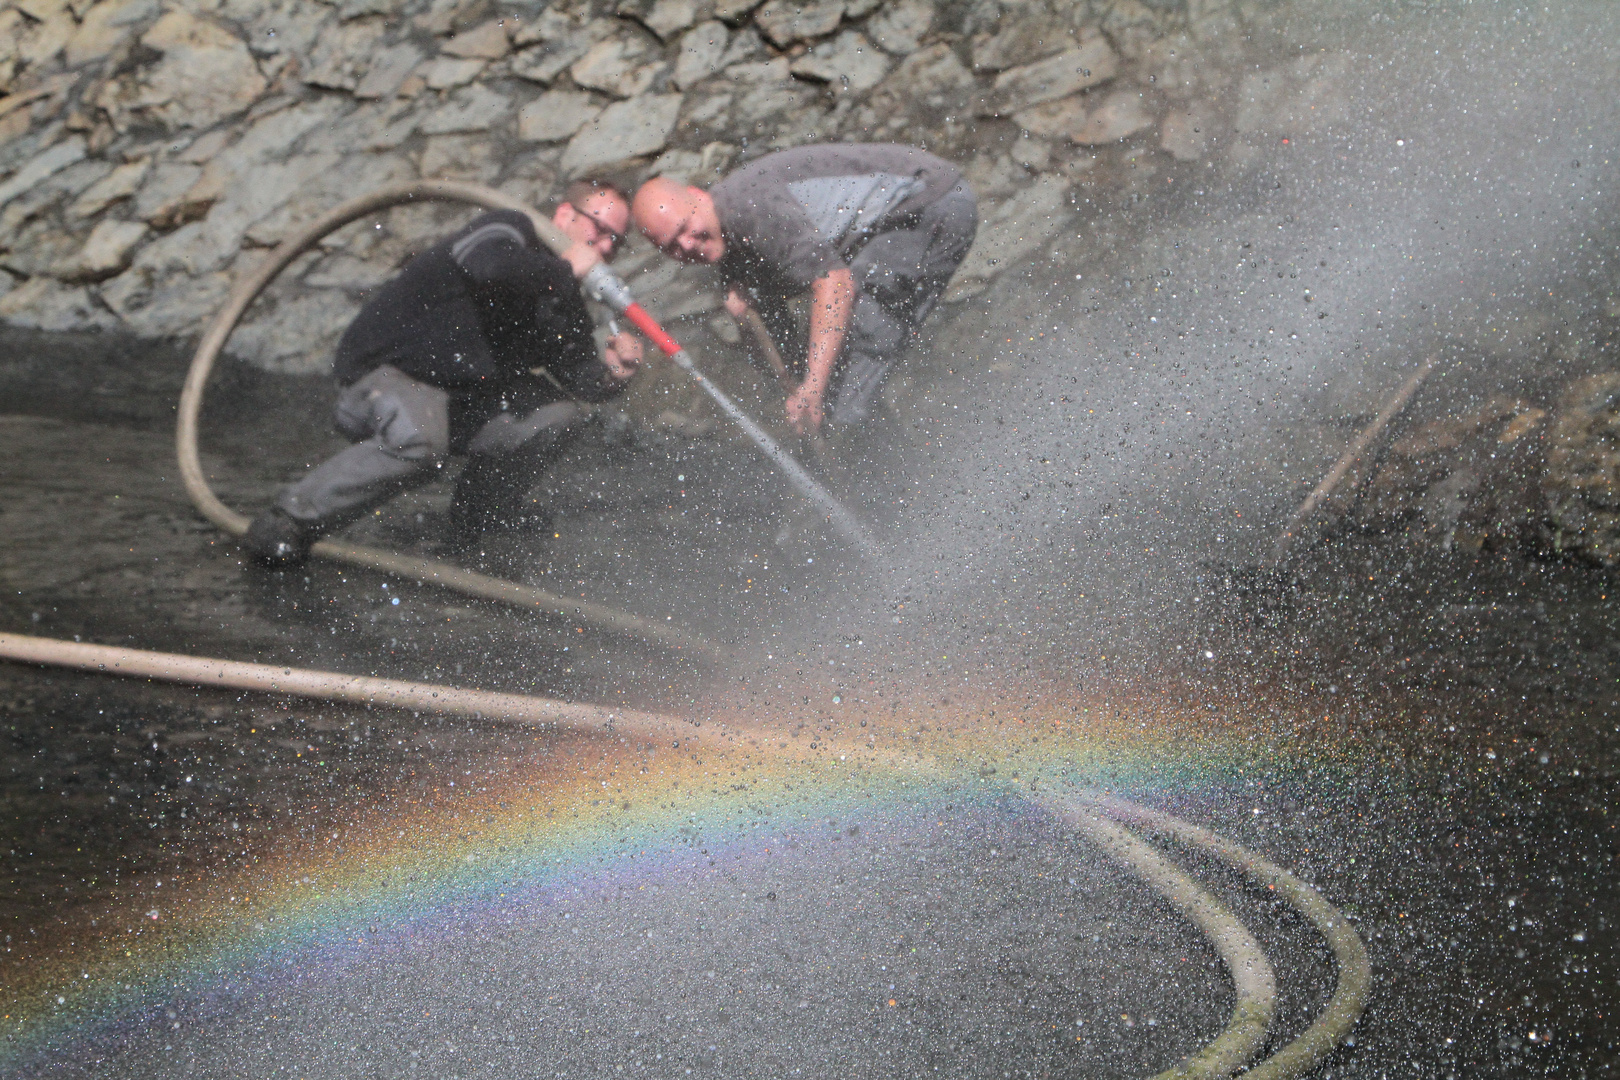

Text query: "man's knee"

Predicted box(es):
[826, 352, 894, 428]
[334, 367, 450, 465]
[848, 293, 907, 358]
[380, 415, 449, 467]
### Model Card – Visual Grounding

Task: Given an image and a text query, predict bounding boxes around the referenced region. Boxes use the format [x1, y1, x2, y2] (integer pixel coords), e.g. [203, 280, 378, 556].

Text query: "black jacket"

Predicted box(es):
[333, 210, 616, 402]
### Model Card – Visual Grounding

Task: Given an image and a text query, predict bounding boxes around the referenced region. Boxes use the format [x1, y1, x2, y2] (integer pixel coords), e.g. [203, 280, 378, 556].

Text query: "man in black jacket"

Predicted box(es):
[244, 180, 642, 567]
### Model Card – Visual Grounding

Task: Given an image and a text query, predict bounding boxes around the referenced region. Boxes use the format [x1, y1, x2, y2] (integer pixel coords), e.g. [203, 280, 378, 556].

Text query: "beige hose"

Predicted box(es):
[1092, 794, 1372, 1079]
[1051, 798, 1277, 1077]
[0, 631, 723, 747]
[175, 179, 720, 661]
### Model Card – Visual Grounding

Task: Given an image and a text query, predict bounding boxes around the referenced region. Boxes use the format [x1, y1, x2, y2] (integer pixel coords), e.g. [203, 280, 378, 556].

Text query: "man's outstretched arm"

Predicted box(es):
[787, 266, 855, 435]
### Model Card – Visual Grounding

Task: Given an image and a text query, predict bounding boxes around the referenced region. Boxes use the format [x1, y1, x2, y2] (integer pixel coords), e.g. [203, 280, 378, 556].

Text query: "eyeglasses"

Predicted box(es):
[570, 203, 627, 258]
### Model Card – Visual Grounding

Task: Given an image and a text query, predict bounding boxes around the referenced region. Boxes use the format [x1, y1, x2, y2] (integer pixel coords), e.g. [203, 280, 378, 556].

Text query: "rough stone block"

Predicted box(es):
[419, 56, 487, 89]
[0, 276, 118, 331]
[97, 9, 268, 131]
[517, 90, 603, 142]
[0, 158, 109, 235]
[754, 0, 844, 47]
[56, 218, 148, 281]
[571, 37, 667, 98]
[0, 136, 86, 210]
[63, 0, 152, 67]
[721, 56, 790, 83]
[68, 159, 149, 219]
[990, 38, 1119, 111]
[866, 0, 932, 55]
[790, 31, 889, 92]
[730, 78, 811, 124]
[442, 19, 512, 59]
[419, 132, 500, 180]
[511, 18, 615, 84]
[673, 20, 730, 89]
[355, 42, 425, 99]
[510, 7, 578, 47]
[561, 93, 683, 175]
[176, 129, 234, 166]
[16, 0, 76, 68]
[131, 161, 204, 226]
[630, 0, 710, 41]
[419, 84, 512, 134]
[1, 219, 85, 277]
[971, 12, 1076, 72]
[304, 18, 389, 90]
[886, 41, 972, 96]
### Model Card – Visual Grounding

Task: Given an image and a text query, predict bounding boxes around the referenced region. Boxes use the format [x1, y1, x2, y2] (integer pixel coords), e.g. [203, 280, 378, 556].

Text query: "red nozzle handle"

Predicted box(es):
[623, 303, 681, 356]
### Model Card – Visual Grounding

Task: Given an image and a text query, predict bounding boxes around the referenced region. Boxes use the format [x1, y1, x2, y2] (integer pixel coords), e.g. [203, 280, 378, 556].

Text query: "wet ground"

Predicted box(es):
[2, 322, 1617, 1077]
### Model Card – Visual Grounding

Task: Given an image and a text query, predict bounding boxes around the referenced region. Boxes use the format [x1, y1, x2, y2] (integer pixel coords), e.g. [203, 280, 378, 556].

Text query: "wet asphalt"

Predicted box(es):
[1, 322, 1617, 1077]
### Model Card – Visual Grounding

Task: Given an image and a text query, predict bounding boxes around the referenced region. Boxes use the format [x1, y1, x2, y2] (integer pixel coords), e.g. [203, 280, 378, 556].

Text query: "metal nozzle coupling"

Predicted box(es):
[582, 263, 634, 312]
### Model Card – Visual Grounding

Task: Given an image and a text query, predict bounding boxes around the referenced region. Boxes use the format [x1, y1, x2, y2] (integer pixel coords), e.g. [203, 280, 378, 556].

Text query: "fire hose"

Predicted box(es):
[0, 632, 1364, 1079]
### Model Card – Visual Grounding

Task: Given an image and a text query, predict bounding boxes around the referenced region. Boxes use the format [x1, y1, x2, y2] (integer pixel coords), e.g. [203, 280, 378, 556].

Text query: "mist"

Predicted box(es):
[836, 0, 1620, 664]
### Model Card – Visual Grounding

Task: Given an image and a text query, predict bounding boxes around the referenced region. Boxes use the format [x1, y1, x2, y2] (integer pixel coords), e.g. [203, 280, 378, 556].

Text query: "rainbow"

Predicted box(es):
[0, 684, 1374, 1073]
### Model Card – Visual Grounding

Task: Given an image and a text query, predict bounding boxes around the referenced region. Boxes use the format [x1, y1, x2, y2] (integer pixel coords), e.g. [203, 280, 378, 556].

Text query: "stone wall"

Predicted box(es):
[0, 0, 1343, 372]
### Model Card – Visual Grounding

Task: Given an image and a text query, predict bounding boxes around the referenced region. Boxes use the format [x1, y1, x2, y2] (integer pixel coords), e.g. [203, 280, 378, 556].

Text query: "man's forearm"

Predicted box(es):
[804, 268, 855, 393]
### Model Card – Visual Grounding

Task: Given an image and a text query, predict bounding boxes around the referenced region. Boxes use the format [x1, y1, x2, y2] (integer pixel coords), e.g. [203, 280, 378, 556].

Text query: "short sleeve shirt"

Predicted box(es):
[710, 143, 963, 297]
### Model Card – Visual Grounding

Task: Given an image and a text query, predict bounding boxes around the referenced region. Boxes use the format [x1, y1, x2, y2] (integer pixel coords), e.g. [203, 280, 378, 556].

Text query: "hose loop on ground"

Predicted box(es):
[1090, 794, 1372, 1079]
[1051, 798, 1278, 1078]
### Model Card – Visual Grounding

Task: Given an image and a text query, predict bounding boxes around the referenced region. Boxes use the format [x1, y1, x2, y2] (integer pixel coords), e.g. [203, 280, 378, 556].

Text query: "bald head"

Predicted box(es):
[632, 176, 723, 264]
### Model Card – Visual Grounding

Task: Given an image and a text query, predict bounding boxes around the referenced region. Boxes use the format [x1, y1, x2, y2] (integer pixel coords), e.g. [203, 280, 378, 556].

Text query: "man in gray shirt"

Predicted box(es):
[632, 144, 976, 434]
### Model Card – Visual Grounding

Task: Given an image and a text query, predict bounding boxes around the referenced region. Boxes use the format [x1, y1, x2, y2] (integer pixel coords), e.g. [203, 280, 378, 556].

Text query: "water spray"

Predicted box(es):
[579, 263, 874, 558]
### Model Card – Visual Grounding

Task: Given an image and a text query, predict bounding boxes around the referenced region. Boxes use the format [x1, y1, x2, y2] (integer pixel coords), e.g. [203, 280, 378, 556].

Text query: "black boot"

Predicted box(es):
[244, 508, 317, 567]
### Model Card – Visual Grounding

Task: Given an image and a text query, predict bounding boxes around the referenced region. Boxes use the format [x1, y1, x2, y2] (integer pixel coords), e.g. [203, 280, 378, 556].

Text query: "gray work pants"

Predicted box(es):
[829, 181, 978, 426]
[275, 365, 587, 538]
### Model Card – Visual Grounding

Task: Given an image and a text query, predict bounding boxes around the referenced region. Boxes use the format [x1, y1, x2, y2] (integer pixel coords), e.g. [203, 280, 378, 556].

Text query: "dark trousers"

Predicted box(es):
[275, 365, 588, 543]
[757, 182, 978, 426]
